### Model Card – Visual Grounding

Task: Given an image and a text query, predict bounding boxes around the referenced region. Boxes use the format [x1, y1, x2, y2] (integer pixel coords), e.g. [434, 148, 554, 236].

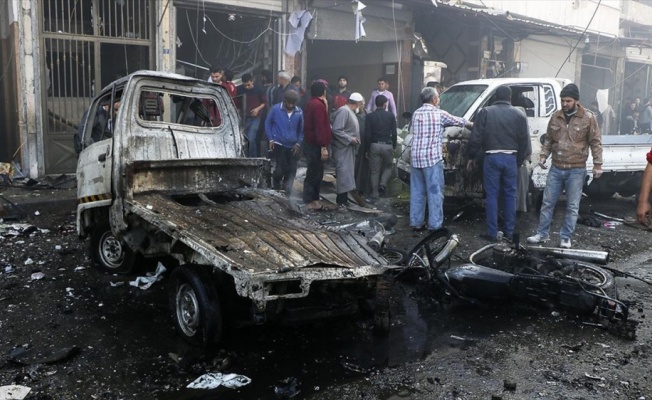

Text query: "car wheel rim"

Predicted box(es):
[176, 283, 200, 337]
[100, 231, 126, 268]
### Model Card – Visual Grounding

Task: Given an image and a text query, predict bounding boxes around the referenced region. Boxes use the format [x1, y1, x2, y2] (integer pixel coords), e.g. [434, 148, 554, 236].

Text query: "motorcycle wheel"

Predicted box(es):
[405, 228, 453, 269]
[380, 247, 408, 265]
[565, 262, 617, 298]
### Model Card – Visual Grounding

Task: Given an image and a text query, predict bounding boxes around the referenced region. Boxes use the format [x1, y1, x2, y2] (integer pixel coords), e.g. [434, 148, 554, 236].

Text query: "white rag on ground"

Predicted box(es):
[129, 262, 166, 290]
[187, 373, 252, 389]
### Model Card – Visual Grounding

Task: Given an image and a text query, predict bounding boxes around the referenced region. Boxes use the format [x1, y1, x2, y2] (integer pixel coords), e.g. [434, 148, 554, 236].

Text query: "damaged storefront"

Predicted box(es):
[304, 1, 414, 119]
[173, 0, 283, 80]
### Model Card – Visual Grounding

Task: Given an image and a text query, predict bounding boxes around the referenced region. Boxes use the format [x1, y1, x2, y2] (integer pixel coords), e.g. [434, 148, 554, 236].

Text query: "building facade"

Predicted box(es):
[1, 0, 651, 177]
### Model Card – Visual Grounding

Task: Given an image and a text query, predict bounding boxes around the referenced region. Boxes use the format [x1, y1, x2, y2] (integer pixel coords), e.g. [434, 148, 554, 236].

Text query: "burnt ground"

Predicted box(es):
[0, 182, 651, 399]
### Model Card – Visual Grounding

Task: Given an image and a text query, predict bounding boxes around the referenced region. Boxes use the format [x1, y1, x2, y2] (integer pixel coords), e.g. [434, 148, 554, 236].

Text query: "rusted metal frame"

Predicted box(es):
[311, 230, 365, 266]
[204, 201, 329, 267]
[133, 194, 279, 270]
[201, 203, 312, 267]
[338, 231, 383, 266]
[225, 200, 362, 265]
[233, 198, 364, 264]
[124, 200, 238, 269]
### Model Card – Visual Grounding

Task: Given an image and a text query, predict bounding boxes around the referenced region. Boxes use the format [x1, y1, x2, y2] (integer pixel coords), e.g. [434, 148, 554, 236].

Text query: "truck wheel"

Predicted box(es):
[169, 265, 222, 347]
[90, 223, 138, 274]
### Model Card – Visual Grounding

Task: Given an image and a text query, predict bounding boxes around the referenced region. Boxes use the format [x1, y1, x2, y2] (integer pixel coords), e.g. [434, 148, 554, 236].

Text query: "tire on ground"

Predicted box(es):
[169, 265, 223, 347]
[90, 223, 139, 274]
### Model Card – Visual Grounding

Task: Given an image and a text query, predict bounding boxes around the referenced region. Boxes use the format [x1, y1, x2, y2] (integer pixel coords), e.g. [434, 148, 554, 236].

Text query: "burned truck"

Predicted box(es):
[75, 71, 398, 346]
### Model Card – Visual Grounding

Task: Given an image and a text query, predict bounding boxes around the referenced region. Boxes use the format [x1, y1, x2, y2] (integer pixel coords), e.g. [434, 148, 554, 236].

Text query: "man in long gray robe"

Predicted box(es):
[332, 92, 366, 208]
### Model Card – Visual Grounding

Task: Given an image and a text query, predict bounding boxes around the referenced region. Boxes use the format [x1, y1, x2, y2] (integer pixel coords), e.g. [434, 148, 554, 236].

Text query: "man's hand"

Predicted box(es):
[637, 200, 652, 227]
[351, 137, 360, 145]
[291, 143, 300, 156]
[592, 165, 603, 179]
[466, 159, 474, 172]
[250, 108, 259, 117]
[465, 122, 474, 130]
[538, 156, 548, 169]
[268, 141, 275, 151]
[320, 146, 329, 161]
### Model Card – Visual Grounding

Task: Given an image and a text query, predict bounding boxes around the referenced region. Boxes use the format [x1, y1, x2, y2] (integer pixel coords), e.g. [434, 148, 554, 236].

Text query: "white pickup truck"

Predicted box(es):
[397, 78, 652, 206]
[76, 71, 398, 347]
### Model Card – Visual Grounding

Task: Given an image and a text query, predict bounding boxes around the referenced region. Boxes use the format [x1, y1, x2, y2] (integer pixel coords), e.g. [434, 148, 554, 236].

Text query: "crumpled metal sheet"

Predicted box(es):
[128, 190, 387, 273]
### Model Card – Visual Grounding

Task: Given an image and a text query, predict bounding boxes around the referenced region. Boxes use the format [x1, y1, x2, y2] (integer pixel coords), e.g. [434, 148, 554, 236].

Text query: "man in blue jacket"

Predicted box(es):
[265, 90, 304, 197]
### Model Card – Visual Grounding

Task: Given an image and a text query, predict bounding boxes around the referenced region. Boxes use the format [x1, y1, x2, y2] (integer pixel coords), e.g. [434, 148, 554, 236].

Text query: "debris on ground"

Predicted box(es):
[0, 385, 31, 400]
[274, 377, 301, 399]
[128, 262, 166, 290]
[186, 372, 251, 389]
[8, 346, 79, 365]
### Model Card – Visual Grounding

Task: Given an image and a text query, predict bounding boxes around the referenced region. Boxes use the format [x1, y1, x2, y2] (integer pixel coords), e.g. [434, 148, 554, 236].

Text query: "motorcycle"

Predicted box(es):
[399, 228, 638, 339]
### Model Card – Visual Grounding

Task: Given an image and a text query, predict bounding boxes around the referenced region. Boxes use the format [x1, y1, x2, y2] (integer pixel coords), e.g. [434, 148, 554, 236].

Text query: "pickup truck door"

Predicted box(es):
[528, 83, 557, 161]
[76, 99, 114, 203]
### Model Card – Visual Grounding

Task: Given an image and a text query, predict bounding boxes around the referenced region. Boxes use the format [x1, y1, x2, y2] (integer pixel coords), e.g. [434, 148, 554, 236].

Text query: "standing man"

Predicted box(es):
[527, 83, 603, 249]
[364, 94, 397, 203]
[367, 77, 397, 119]
[639, 98, 652, 134]
[466, 85, 530, 242]
[331, 92, 366, 208]
[273, 71, 299, 105]
[302, 81, 332, 211]
[265, 90, 303, 197]
[207, 65, 224, 84]
[332, 76, 351, 111]
[410, 87, 472, 231]
[236, 73, 267, 157]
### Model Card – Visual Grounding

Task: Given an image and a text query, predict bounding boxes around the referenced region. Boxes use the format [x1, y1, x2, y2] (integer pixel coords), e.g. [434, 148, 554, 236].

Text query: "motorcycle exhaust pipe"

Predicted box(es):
[367, 230, 385, 252]
[524, 246, 609, 265]
[434, 234, 460, 266]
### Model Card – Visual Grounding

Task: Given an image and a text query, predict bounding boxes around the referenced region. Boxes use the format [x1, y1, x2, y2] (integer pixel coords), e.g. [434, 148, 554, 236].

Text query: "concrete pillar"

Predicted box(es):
[17, 0, 43, 178]
[155, 0, 176, 73]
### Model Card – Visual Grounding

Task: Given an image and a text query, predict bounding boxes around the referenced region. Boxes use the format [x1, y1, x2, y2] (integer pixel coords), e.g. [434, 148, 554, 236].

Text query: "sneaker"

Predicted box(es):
[526, 233, 549, 244]
[559, 237, 571, 249]
[496, 231, 504, 241]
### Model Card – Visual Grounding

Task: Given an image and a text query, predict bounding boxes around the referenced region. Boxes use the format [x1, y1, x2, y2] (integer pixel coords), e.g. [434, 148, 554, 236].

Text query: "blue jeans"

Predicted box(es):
[245, 117, 261, 157]
[410, 161, 444, 230]
[536, 165, 586, 240]
[483, 153, 517, 237]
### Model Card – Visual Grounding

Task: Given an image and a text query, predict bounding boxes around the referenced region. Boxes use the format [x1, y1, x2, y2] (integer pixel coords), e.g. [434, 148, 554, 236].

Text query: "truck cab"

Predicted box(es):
[398, 78, 566, 201]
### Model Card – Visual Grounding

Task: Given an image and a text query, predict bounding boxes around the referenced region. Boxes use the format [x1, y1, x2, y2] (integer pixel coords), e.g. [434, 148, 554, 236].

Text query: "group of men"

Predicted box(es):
[300, 77, 399, 211]
[219, 65, 608, 249]
[409, 82, 604, 250]
[225, 70, 400, 212]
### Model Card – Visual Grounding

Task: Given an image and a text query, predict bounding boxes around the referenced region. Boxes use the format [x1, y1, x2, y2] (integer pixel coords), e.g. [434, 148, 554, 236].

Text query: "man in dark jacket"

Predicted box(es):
[265, 90, 303, 197]
[467, 85, 530, 242]
[364, 94, 397, 202]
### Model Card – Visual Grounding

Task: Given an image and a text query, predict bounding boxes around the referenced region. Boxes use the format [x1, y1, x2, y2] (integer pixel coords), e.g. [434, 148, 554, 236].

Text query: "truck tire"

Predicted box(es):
[90, 223, 138, 274]
[169, 265, 222, 347]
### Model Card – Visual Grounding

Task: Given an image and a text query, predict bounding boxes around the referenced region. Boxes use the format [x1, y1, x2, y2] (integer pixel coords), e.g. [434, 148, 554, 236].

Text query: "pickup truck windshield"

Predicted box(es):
[439, 84, 487, 117]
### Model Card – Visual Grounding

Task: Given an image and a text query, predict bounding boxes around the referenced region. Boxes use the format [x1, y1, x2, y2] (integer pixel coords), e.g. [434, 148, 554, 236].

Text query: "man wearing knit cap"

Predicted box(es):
[527, 83, 603, 249]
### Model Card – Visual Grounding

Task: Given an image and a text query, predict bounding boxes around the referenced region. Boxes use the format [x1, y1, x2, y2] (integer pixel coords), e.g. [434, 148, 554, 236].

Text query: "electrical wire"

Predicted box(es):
[555, 0, 602, 77]
[185, 10, 210, 66]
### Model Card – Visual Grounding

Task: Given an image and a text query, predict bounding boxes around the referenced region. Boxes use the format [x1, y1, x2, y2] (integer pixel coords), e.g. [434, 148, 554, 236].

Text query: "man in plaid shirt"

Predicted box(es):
[410, 87, 472, 231]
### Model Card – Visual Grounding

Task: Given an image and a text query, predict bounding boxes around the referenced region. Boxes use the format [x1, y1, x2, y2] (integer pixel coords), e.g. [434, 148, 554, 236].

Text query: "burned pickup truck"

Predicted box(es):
[75, 71, 398, 346]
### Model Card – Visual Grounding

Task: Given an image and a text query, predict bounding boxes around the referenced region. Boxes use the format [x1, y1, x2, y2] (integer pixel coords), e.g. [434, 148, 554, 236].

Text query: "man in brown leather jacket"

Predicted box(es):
[527, 83, 603, 249]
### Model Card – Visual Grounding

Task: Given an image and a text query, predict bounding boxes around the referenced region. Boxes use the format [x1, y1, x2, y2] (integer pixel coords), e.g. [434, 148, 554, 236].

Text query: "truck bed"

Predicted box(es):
[125, 190, 388, 273]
